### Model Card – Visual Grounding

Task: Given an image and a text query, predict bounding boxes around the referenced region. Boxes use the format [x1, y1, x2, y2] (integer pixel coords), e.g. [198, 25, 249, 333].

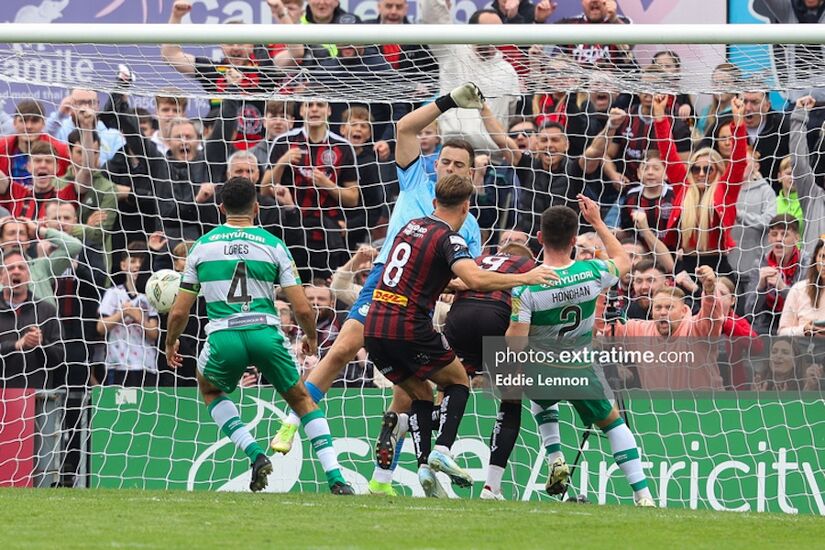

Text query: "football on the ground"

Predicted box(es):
[145, 269, 181, 314]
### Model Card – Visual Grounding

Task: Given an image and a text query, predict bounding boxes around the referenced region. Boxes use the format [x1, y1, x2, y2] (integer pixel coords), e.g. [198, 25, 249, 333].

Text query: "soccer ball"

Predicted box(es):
[145, 269, 181, 314]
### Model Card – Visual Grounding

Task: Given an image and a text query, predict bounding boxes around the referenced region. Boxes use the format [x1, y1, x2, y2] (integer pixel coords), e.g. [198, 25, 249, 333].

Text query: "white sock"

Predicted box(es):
[530, 401, 562, 463]
[209, 397, 261, 460]
[301, 410, 343, 485]
[433, 444, 450, 455]
[372, 467, 393, 484]
[604, 419, 651, 500]
[397, 412, 409, 434]
[485, 465, 505, 493]
[285, 410, 300, 427]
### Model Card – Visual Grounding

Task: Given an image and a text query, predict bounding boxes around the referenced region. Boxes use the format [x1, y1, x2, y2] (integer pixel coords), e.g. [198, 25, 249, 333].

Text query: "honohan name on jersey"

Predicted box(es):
[549, 284, 593, 304]
[512, 259, 619, 343]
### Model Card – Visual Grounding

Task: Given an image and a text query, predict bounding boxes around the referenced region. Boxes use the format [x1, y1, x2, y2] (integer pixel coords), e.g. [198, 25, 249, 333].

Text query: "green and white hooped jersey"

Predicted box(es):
[511, 259, 619, 346]
[181, 225, 301, 334]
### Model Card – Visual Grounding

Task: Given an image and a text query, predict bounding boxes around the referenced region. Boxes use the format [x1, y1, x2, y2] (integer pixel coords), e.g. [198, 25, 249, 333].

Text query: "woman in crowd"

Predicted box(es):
[696, 62, 740, 136]
[652, 50, 694, 122]
[754, 338, 821, 392]
[652, 94, 747, 277]
[702, 116, 735, 167]
[718, 277, 762, 389]
[778, 238, 825, 336]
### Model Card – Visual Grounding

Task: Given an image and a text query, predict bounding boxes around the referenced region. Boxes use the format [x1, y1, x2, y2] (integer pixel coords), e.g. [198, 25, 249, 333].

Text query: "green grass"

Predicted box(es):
[0, 488, 820, 549]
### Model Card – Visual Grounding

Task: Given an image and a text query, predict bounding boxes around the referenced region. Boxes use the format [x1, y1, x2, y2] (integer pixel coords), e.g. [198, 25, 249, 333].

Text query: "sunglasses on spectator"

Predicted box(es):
[510, 129, 533, 139]
[690, 164, 716, 176]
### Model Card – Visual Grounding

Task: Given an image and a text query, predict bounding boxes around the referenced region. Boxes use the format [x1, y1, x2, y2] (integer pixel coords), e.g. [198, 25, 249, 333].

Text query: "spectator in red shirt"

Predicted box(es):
[652, 94, 748, 277]
[0, 100, 70, 187]
[718, 276, 762, 389]
[0, 141, 76, 220]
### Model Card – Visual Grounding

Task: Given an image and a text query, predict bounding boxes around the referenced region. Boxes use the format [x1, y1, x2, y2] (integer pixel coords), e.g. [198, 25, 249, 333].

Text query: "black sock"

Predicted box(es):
[434, 384, 470, 450]
[410, 400, 434, 466]
[490, 400, 522, 468]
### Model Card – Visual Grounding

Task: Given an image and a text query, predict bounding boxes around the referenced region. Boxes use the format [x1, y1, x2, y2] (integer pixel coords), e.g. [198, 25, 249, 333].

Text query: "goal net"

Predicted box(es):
[0, 26, 823, 515]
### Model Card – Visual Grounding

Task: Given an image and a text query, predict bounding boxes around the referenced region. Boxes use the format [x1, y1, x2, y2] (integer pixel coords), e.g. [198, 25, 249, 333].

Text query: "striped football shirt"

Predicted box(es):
[511, 259, 619, 346]
[180, 224, 301, 334]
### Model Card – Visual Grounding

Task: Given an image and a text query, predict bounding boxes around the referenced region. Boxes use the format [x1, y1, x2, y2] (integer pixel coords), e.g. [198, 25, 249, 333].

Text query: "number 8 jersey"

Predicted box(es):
[180, 224, 302, 335]
[365, 215, 472, 340]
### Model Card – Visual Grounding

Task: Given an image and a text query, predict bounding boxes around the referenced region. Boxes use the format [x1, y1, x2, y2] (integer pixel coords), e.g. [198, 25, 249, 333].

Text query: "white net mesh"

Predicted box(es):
[0, 32, 822, 515]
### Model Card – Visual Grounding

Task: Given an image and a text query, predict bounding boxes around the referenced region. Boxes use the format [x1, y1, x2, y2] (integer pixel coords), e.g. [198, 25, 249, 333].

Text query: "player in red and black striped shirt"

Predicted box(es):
[442, 242, 540, 500]
[364, 174, 556, 497]
[444, 243, 536, 377]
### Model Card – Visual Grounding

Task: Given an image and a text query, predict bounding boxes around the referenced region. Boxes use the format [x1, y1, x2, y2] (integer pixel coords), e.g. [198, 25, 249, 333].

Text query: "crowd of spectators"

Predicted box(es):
[2, 0, 825, 406]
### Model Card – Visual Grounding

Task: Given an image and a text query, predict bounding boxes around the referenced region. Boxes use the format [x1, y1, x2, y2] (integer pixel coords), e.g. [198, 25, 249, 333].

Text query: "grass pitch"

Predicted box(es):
[1, 488, 820, 549]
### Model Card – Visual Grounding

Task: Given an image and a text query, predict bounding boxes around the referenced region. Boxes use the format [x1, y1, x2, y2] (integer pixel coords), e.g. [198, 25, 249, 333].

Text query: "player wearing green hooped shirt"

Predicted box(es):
[506, 195, 655, 507]
[165, 177, 353, 495]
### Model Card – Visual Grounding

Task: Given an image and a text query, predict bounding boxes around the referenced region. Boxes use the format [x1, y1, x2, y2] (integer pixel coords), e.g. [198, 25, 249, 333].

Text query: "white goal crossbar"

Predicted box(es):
[0, 23, 820, 45]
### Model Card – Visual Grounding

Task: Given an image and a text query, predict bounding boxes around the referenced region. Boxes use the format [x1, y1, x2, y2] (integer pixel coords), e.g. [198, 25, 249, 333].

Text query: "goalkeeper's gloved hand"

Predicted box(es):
[435, 82, 485, 112]
[450, 82, 485, 109]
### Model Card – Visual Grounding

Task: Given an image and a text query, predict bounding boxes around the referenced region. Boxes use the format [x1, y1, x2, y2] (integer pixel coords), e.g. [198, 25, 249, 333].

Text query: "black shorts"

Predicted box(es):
[443, 299, 510, 376]
[365, 331, 455, 385]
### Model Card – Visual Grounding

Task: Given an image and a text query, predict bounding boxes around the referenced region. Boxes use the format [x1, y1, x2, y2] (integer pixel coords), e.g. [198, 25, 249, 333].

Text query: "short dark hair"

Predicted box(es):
[508, 117, 536, 132]
[540, 206, 579, 251]
[15, 99, 44, 119]
[633, 258, 664, 275]
[1, 246, 25, 265]
[135, 107, 158, 131]
[67, 129, 100, 147]
[653, 49, 681, 69]
[122, 240, 148, 266]
[435, 174, 474, 208]
[221, 177, 258, 215]
[539, 121, 566, 133]
[440, 139, 475, 165]
[468, 8, 500, 24]
[769, 213, 800, 234]
[310, 277, 330, 288]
